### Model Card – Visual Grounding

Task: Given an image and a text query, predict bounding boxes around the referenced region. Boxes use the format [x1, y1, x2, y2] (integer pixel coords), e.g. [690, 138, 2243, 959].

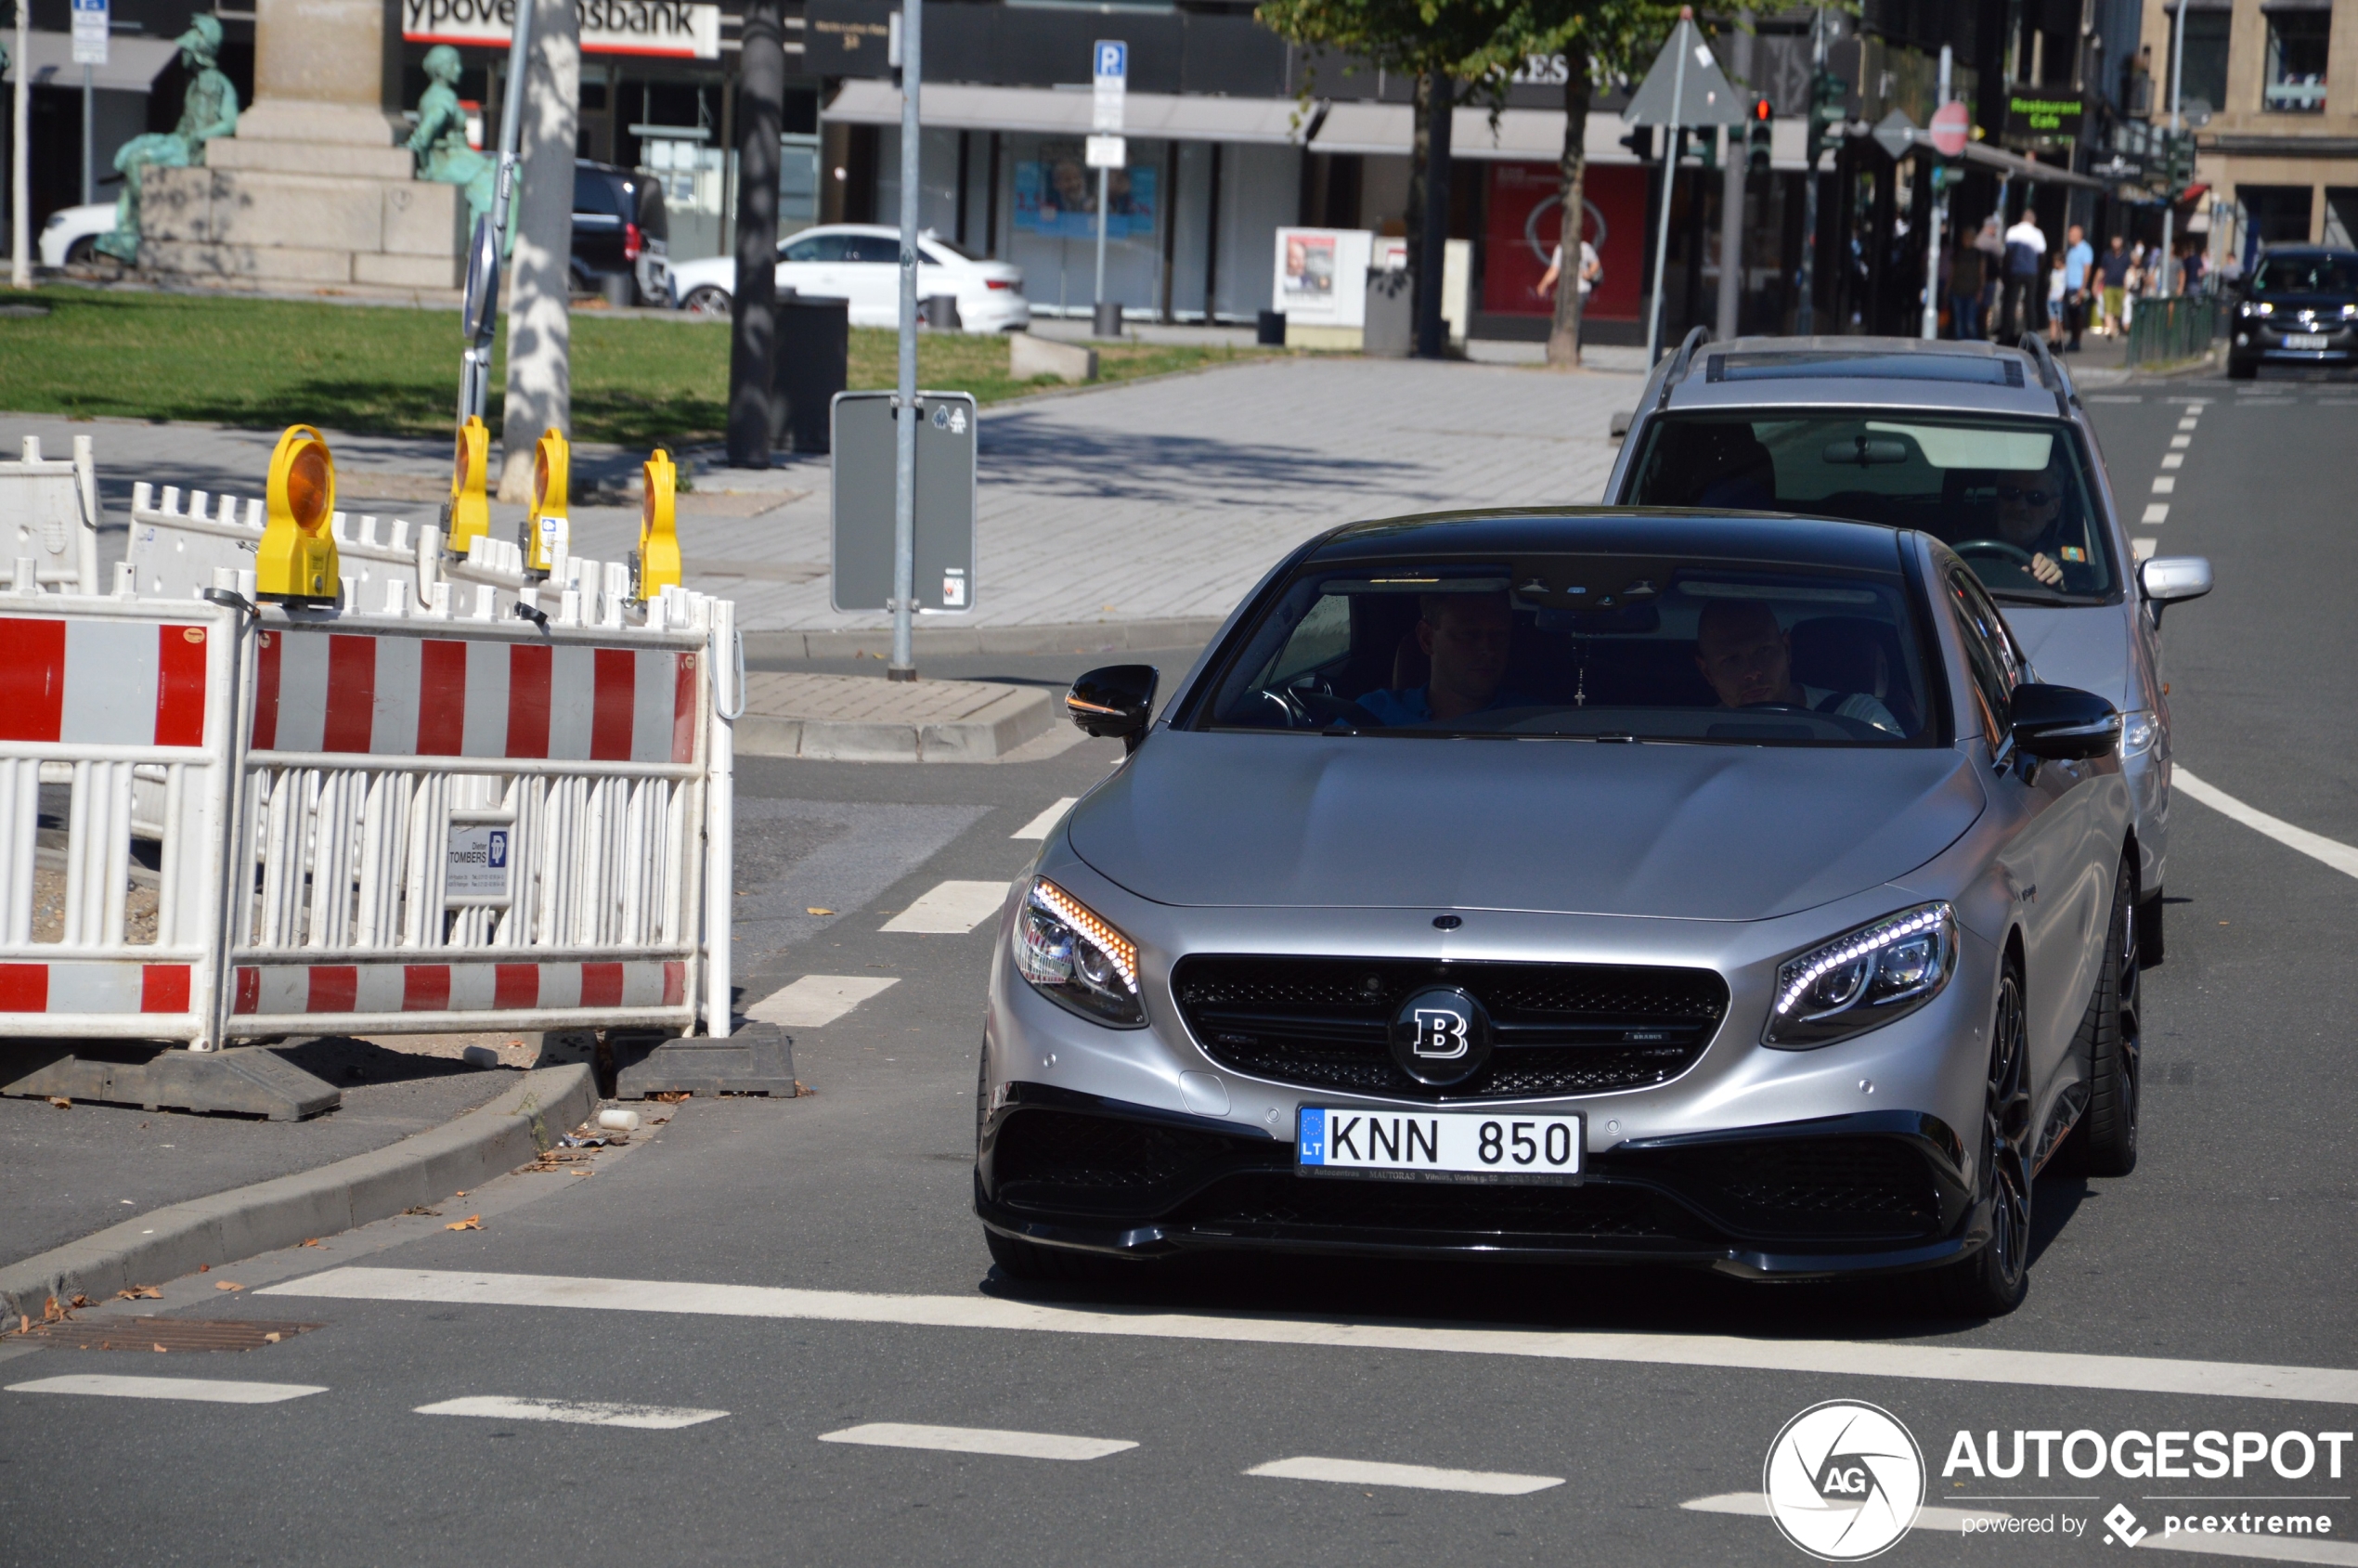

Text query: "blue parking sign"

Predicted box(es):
[1095, 40, 1126, 83]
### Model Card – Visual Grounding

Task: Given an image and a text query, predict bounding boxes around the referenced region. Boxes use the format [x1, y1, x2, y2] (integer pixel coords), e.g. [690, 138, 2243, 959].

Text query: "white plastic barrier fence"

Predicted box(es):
[0, 587, 241, 1046]
[127, 483, 426, 609]
[3, 436, 102, 594]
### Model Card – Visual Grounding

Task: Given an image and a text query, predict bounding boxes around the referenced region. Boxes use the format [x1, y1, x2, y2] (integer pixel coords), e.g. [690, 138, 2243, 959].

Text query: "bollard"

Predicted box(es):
[635, 447, 682, 601]
[446, 415, 493, 556]
[254, 426, 341, 606]
[524, 428, 569, 580]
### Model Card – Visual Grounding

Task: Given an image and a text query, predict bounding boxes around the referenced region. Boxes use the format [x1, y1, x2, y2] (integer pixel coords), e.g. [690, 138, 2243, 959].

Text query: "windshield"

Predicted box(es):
[1626, 413, 2117, 606]
[2251, 253, 2358, 294]
[1194, 555, 1935, 746]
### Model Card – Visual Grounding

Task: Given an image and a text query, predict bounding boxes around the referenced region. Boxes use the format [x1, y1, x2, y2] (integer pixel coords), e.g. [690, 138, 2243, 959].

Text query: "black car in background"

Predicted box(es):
[573, 159, 669, 308]
[2228, 246, 2358, 378]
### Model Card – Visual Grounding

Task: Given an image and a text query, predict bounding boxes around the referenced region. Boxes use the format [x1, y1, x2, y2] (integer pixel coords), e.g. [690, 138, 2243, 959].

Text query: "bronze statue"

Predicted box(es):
[95, 15, 239, 264]
[406, 45, 498, 226]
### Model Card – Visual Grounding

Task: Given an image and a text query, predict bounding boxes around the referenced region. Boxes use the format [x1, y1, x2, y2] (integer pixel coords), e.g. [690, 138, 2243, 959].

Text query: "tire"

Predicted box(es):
[680, 285, 732, 319]
[64, 236, 97, 266]
[2228, 356, 2257, 381]
[2060, 856, 2141, 1177]
[1928, 964, 2033, 1316]
[984, 1227, 1136, 1285]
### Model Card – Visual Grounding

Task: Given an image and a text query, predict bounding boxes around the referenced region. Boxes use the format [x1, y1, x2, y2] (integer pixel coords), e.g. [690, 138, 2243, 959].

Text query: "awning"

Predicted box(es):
[823, 80, 1307, 144]
[2, 30, 179, 94]
[1308, 102, 1649, 164]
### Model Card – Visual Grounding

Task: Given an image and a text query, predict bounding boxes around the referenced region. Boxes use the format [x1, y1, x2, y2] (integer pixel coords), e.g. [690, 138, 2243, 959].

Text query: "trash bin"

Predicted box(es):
[772, 291, 849, 455]
[1362, 269, 1412, 358]
[925, 293, 962, 330]
[1256, 308, 1287, 346]
[1093, 300, 1125, 338]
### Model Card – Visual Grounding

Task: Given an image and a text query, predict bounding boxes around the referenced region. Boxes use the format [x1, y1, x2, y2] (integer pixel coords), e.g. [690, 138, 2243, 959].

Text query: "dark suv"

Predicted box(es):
[573, 159, 669, 307]
[2228, 246, 2358, 378]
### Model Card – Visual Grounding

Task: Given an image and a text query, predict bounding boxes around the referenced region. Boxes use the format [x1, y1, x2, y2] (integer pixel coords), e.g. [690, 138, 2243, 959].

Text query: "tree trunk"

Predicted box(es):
[1546, 52, 1592, 369]
[495, 0, 579, 501]
[1416, 71, 1454, 358]
[1406, 72, 1430, 341]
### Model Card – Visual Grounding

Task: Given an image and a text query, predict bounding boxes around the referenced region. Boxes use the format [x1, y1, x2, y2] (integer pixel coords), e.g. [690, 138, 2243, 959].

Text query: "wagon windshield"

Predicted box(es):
[1196, 555, 1936, 745]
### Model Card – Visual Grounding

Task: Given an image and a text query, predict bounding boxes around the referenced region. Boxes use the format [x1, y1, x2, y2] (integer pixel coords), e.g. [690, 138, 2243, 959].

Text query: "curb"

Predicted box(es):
[747, 616, 1226, 661]
[737, 680, 1056, 762]
[0, 1063, 595, 1322]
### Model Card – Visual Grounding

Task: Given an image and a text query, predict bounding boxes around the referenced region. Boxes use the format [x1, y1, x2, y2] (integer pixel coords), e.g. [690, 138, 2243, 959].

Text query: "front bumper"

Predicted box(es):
[976, 1083, 1979, 1278]
[2234, 324, 2358, 365]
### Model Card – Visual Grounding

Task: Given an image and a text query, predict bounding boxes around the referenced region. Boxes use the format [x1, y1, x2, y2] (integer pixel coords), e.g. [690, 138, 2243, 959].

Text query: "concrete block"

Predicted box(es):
[1286, 321, 1363, 352]
[141, 239, 357, 283]
[615, 1025, 796, 1098]
[1010, 331, 1098, 383]
[206, 136, 416, 181]
[382, 181, 464, 258]
[0, 1043, 341, 1121]
[201, 170, 387, 253]
[232, 97, 404, 148]
[139, 167, 225, 243]
[355, 250, 462, 289]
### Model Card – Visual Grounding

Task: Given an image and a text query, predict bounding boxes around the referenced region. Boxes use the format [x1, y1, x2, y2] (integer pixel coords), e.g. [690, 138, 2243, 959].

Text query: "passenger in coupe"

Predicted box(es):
[1693, 599, 1902, 734]
[1358, 591, 1534, 725]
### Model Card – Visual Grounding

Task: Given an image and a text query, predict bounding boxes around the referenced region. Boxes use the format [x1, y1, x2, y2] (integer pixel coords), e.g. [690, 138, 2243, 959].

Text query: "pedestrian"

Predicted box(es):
[2002, 211, 2047, 340]
[1976, 215, 2004, 339]
[2063, 224, 2093, 351]
[1950, 233, 1986, 340]
[2100, 235, 2131, 337]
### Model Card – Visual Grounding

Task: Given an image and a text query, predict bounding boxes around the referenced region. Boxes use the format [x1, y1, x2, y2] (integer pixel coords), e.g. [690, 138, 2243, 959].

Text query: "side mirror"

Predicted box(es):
[1066, 665, 1158, 751]
[2139, 555, 2213, 623]
[2010, 682, 2121, 762]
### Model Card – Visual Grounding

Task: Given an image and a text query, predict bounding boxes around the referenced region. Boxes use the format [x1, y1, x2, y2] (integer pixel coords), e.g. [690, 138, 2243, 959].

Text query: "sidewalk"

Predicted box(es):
[6, 352, 1640, 637]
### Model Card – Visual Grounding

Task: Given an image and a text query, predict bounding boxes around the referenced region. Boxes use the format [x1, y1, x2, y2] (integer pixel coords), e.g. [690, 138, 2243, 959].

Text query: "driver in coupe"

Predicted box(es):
[1694, 599, 1903, 734]
[1358, 591, 1535, 725]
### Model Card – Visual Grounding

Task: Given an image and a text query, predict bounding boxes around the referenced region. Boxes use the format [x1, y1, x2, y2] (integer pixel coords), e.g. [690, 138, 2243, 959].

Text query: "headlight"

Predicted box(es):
[1013, 876, 1144, 1028]
[2257, 302, 2275, 317]
[1765, 902, 1957, 1049]
[2118, 709, 2160, 759]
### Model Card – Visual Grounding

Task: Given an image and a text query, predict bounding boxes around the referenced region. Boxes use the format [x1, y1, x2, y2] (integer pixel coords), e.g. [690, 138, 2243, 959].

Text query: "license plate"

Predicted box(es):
[2284, 332, 2329, 349]
[1296, 1108, 1583, 1185]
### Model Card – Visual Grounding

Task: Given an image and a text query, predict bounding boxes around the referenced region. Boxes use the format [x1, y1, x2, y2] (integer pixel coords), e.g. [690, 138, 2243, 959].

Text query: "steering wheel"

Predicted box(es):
[1952, 539, 2038, 567]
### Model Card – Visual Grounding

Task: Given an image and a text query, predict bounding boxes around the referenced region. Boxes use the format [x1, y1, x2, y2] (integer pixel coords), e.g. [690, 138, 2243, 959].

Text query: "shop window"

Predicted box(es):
[2170, 10, 2231, 115]
[2264, 11, 2330, 112]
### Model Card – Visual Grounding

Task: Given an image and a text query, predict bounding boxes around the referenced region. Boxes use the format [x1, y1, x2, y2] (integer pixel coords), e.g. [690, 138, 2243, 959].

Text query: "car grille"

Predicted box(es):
[1636, 1137, 1942, 1239]
[1171, 955, 1728, 1100]
[990, 1108, 1272, 1213]
[1175, 1172, 1705, 1242]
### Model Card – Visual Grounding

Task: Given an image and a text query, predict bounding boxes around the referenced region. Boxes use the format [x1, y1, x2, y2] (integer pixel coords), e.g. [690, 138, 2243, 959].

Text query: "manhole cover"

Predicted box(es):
[19, 1317, 323, 1353]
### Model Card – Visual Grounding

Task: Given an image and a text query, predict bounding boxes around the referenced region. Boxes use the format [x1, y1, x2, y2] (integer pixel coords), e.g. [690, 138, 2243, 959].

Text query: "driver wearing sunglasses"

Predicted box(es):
[1992, 464, 2071, 588]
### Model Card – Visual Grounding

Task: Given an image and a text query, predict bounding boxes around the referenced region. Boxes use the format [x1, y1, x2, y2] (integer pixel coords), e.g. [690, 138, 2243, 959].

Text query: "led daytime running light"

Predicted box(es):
[1774, 904, 1950, 1018]
[1030, 878, 1139, 991]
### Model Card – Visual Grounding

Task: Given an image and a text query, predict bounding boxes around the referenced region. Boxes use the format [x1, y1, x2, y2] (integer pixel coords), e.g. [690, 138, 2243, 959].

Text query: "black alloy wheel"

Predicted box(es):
[2061, 855, 2141, 1176]
[1933, 965, 2033, 1315]
[680, 285, 732, 320]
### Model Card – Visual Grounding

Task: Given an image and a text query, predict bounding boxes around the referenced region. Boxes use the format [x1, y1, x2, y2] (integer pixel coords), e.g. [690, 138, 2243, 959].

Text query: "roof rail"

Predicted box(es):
[1655, 326, 1713, 411]
[2016, 334, 2073, 419]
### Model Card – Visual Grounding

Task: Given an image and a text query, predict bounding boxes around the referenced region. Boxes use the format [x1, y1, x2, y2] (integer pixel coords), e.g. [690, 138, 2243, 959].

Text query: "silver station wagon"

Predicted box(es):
[977, 507, 2150, 1315]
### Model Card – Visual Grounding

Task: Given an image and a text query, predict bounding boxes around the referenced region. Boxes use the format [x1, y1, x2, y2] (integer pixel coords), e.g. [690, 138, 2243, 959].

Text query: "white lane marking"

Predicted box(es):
[745, 974, 899, 1028]
[2153, 475, 2178, 493]
[2135, 538, 2159, 562]
[6, 1374, 325, 1405]
[1693, 1495, 2358, 1565]
[818, 1422, 1134, 1460]
[1250, 1456, 1562, 1496]
[2087, 395, 2144, 403]
[880, 880, 1009, 933]
[2171, 434, 2194, 448]
[415, 1395, 727, 1430]
[1011, 797, 1079, 840]
[261, 1268, 2358, 1406]
[2179, 420, 2202, 432]
[2176, 768, 2358, 883]
[2144, 502, 2171, 524]
[2162, 452, 2186, 469]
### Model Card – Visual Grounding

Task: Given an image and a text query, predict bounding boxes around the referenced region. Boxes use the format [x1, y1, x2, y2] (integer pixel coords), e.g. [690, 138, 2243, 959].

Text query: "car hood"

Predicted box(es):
[2002, 605, 2129, 707]
[1068, 732, 1986, 921]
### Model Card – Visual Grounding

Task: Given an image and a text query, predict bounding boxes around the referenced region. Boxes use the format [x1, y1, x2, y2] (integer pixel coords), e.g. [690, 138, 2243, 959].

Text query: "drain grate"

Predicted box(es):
[18, 1317, 324, 1353]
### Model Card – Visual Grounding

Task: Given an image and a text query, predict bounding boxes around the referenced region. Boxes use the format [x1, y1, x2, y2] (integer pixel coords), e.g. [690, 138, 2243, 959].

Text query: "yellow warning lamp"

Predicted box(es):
[523, 428, 570, 578]
[445, 415, 492, 557]
[634, 447, 681, 601]
[254, 425, 340, 606]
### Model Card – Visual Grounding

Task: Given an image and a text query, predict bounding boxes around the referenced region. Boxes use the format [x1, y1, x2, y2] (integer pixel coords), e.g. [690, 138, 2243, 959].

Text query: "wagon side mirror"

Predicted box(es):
[1067, 665, 1159, 751]
[2010, 683, 2121, 762]
[2139, 555, 2213, 624]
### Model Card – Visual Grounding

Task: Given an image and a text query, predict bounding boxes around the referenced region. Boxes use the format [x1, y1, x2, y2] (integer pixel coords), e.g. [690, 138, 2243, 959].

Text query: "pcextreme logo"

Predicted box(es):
[1763, 1400, 1927, 1562]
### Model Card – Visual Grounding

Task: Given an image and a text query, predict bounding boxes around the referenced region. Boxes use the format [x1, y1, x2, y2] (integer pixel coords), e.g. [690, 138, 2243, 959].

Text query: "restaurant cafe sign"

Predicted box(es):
[2003, 88, 2084, 145]
[403, 0, 722, 58]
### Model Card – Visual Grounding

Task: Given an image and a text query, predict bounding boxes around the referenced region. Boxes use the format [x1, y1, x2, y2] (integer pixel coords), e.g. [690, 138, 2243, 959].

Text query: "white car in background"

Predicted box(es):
[40, 203, 117, 267]
[668, 224, 1030, 333]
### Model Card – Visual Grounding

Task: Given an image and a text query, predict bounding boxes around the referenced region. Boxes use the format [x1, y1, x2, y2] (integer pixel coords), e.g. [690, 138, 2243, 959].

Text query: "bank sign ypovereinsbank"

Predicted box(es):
[404, 0, 721, 59]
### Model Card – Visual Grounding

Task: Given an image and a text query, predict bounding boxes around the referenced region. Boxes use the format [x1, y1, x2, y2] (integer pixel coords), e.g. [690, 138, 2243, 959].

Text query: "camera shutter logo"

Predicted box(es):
[1762, 1400, 1924, 1561]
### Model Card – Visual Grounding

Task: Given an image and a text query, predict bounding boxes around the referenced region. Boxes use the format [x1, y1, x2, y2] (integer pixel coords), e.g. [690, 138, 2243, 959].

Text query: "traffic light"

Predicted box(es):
[1806, 69, 1848, 169]
[1621, 123, 1655, 163]
[1748, 96, 1774, 175]
[2162, 130, 2197, 193]
[1691, 124, 1717, 173]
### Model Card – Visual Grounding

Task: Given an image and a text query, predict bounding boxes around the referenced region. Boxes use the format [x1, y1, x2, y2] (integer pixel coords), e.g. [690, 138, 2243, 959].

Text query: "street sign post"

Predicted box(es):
[887, 0, 925, 677]
[1930, 98, 1970, 158]
[1091, 39, 1125, 334]
[1921, 48, 1953, 340]
[830, 391, 977, 616]
[1871, 109, 1920, 162]
[71, 0, 107, 207]
[1624, 9, 1747, 365]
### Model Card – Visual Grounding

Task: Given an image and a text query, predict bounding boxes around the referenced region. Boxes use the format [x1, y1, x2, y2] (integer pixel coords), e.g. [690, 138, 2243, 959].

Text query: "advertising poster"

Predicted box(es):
[1013, 150, 1157, 241]
[1481, 162, 1646, 322]
[1281, 232, 1337, 300]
